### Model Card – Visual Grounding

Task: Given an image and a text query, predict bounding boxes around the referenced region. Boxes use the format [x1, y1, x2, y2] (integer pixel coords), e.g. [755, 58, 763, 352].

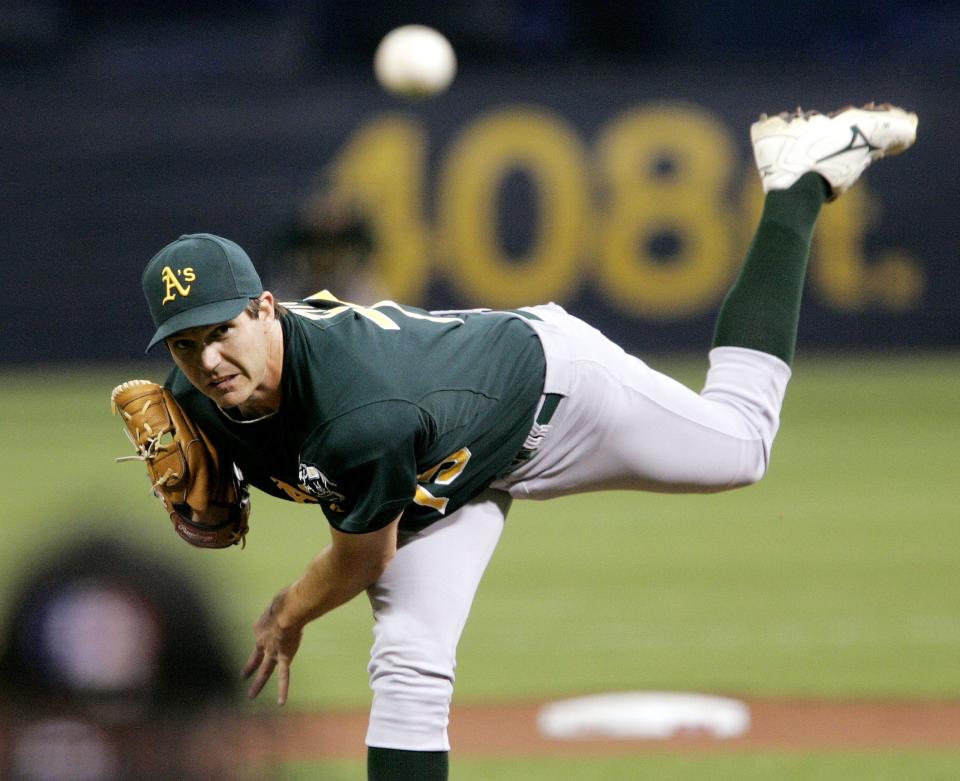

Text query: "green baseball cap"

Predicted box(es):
[142, 233, 263, 352]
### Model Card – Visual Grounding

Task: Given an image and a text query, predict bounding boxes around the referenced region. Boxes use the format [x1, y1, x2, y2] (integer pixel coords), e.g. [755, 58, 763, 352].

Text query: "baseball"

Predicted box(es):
[374, 25, 457, 99]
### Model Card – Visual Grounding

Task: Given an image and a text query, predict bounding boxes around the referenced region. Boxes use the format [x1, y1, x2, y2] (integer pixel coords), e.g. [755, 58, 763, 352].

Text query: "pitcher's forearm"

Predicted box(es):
[277, 516, 402, 628]
[277, 546, 378, 627]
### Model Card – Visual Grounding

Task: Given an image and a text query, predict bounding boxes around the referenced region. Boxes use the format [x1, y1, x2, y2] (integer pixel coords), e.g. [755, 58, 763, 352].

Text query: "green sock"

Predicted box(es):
[712, 172, 829, 365]
[367, 747, 449, 780]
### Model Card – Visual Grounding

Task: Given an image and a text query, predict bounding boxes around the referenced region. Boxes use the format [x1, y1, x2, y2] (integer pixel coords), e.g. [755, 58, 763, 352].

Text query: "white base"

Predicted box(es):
[537, 691, 751, 740]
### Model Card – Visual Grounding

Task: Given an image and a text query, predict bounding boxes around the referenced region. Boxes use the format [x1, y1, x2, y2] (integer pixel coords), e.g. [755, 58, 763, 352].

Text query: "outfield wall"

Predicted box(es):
[2, 64, 957, 363]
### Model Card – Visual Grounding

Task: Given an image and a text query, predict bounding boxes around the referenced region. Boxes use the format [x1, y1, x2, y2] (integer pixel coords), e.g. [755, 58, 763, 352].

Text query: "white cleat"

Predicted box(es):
[751, 102, 918, 200]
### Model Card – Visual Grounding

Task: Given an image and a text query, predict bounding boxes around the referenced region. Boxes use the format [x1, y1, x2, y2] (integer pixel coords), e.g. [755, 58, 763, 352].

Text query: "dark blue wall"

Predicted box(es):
[2, 37, 957, 364]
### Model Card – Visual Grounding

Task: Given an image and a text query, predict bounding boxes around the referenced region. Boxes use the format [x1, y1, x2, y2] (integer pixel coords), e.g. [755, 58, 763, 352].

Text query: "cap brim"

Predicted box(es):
[145, 296, 251, 352]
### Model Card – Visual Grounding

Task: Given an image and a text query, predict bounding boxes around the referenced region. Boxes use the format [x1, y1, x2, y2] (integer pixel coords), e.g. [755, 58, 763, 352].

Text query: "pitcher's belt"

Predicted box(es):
[509, 392, 563, 470]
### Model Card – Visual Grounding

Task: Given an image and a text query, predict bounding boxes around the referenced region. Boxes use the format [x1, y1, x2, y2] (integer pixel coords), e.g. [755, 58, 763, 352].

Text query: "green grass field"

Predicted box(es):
[278, 752, 960, 781]
[1, 352, 958, 778]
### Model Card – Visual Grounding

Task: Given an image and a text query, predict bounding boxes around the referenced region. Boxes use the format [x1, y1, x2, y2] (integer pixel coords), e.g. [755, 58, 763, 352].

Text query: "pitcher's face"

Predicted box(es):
[167, 297, 280, 414]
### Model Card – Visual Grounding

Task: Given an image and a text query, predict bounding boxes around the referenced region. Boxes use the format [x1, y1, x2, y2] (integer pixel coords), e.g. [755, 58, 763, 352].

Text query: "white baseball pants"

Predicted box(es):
[365, 303, 791, 750]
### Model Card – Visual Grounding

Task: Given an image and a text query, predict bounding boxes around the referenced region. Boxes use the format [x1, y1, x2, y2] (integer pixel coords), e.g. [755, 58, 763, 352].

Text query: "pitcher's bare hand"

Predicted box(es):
[242, 589, 303, 705]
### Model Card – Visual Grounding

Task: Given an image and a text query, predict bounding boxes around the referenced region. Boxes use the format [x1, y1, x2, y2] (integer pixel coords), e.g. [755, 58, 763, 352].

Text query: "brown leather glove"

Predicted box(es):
[111, 379, 250, 549]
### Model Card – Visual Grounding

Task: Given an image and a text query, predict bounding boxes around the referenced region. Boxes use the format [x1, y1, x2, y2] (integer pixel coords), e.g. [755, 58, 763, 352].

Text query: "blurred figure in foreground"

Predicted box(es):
[0, 533, 261, 781]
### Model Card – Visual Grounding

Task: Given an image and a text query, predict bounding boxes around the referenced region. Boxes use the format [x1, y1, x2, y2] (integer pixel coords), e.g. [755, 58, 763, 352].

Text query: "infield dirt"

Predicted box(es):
[244, 698, 960, 761]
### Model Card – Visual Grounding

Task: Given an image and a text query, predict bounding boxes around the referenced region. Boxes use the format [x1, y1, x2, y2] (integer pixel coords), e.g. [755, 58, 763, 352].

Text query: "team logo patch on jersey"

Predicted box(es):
[298, 462, 346, 503]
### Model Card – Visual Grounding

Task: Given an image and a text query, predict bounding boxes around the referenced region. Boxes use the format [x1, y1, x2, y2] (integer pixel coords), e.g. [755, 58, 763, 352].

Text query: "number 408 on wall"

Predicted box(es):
[326, 104, 922, 317]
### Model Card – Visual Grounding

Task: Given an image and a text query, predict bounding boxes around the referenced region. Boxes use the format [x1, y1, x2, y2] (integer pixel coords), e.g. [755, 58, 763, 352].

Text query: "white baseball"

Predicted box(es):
[374, 25, 457, 99]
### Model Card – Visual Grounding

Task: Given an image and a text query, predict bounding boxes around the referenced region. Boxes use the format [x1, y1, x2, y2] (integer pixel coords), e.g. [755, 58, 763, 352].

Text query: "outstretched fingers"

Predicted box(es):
[246, 651, 277, 700]
[242, 645, 264, 680]
[243, 645, 290, 704]
[276, 658, 290, 705]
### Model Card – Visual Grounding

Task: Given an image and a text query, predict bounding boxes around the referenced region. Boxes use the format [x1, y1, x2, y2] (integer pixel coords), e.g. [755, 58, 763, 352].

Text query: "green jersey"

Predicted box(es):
[168, 294, 546, 533]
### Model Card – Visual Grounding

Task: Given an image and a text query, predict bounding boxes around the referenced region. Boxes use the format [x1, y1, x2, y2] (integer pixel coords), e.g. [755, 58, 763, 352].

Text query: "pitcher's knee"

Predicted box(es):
[724, 442, 770, 489]
[740, 458, 768, 486]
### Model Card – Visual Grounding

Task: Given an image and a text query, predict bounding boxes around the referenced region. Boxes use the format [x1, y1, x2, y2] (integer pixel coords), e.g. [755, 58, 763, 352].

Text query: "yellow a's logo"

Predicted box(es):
[270, 477, 319, 504]
[161, 266, 196, 305]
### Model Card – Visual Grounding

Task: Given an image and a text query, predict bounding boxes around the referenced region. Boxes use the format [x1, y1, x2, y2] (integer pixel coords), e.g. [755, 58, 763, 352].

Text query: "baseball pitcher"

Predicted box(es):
[116, 104, 916, 780]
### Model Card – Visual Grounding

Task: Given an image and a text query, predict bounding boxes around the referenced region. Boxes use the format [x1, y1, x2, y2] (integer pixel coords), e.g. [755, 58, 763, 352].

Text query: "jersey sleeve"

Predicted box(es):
[301, 400, 423, 534]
